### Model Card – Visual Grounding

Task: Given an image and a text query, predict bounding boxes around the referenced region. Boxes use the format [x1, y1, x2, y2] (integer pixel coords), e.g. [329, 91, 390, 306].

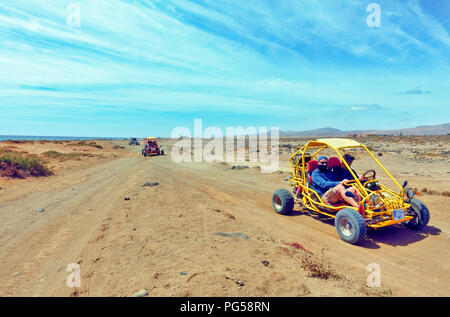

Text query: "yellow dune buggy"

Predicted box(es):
[272, 138, 430, 245]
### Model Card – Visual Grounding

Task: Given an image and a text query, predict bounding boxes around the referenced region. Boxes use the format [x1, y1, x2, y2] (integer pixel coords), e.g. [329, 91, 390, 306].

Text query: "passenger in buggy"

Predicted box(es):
[311, 156, 363, 213]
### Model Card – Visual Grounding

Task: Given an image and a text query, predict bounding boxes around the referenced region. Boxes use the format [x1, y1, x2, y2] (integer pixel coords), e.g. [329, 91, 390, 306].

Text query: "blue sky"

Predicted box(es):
[0, 0, 449, 137]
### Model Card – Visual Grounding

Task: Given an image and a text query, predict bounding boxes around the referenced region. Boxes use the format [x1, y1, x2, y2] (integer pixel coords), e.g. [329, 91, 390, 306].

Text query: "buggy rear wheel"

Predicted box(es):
[272, 189, 294, 215]
[335, 208, 366, 245]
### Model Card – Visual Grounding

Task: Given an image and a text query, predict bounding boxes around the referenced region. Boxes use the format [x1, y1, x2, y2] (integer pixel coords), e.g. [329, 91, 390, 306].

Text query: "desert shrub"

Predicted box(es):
[8, 140, 35, 144]
[0, 152, 52, 177]
[300, 250, 343, 280]
[285, 242, 314, 255]
[66, 141, 103, 149]
[420, 188, 441, 195]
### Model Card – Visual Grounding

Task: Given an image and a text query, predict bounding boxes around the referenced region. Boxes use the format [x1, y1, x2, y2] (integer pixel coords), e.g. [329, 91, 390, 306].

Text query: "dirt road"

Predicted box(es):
[0, 142, 449, 296]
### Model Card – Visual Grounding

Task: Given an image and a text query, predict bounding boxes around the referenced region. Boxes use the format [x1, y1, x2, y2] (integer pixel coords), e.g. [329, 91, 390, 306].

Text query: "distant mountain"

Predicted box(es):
[280, 127, 343, 136]
[280, 123, 450, 137]
[386, 123, 450, 136]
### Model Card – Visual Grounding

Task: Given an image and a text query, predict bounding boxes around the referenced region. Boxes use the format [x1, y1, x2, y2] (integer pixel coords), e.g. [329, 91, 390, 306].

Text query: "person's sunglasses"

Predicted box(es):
[319, 161, 328, 165]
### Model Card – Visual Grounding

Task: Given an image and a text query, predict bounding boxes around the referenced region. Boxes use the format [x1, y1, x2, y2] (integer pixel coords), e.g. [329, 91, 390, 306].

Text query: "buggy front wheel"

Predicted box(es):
[335, 208, 366, 245]
[403, 198, 430, 230]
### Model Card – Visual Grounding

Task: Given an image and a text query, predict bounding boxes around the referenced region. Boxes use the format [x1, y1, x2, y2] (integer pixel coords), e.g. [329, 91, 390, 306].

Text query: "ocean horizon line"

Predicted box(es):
[0, 135, 129, 141]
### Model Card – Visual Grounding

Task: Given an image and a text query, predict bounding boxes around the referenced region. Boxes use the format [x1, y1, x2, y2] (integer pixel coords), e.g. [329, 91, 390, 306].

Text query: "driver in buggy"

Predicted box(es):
[142, 143, 148, 155]
[333, 154, 366, 182]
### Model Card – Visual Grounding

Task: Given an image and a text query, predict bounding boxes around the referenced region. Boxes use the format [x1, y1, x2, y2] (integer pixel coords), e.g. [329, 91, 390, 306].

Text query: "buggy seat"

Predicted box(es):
[306, 160, 318, 187]
[328, 157, 341, 169]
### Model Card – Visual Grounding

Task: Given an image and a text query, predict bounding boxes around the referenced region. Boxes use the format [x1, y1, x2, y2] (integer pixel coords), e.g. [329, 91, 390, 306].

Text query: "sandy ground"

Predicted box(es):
[0, 136, 449, 297]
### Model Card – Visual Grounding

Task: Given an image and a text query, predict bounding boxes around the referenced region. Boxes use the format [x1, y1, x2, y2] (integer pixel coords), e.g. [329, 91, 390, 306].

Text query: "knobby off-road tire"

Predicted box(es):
[335, 208, 366, 245]
[403, 198, 430, 230]
[272, 189, 294, 215]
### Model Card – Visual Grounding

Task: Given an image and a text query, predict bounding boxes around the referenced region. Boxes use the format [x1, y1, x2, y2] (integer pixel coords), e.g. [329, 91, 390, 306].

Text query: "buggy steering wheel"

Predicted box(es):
[362, 169, 376, 181]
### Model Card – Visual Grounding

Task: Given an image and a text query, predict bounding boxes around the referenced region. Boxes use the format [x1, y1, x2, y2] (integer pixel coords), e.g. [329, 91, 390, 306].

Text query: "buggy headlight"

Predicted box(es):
[365, 181, 381, 191]
[405, 188, 415, 199]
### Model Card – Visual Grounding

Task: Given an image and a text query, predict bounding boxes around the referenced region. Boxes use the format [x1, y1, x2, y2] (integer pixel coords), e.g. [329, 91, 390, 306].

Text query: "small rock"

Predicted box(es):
[132, 289, 148, 297]
[124, 197, 130, 201]
[133, 227, 136, 231]
[56, 266, 62, 272]
[236, 280, 245, 287]
[33, 208, 45, 213]
[180, 271, 188, 275]
[143, 182, 159, 187]
[12, 272, 20, 277]
[261, 260, 270, 267]
[214, 232, 249, 240]
[231, 165, 250, 170]
[378, 153, 383, 157]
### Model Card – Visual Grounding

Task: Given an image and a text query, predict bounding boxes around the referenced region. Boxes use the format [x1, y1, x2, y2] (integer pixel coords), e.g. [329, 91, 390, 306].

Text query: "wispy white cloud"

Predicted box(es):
[408, 0, 450, 47]
[344, 104, 384, 112]
[396, 87, 432, 95]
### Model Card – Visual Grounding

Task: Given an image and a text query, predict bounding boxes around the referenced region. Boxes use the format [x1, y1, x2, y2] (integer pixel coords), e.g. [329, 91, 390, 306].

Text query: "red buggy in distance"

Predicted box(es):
[142, 137, 164, 157]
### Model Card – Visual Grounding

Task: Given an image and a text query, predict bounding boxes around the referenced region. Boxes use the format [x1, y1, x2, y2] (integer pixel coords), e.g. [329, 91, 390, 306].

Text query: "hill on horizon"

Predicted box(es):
[279, 123, 450, 137]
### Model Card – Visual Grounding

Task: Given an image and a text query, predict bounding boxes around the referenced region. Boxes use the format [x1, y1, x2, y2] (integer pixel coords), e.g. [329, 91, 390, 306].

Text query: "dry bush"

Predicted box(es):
[300, 250, 343, 280]
[0, 145, 17, 150]
[280, 244, 343, 280]
[0, 152, 52, 178]
[8, 140, 35, 144]
[285, 242, 314, 255]
[359, 284, 393, 297]
[421, 188, 447, 196]
[66, 141, 103, 149]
